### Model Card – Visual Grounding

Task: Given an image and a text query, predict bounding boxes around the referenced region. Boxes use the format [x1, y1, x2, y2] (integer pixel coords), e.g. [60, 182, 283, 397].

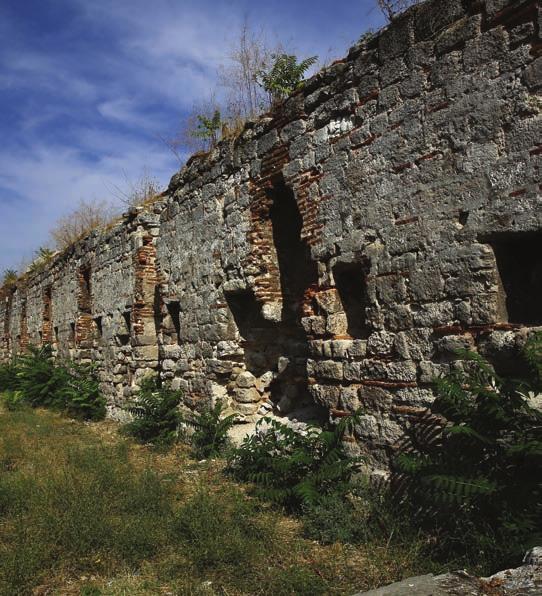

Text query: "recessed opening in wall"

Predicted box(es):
[70, 322, 76, 347]
[116, 311, 132, 346]
[225, 289, 272, 339]
[489, 232, 542, 325]
[123, 311, 132, 332]
[267, 176, 318, 321]
[54, 326, 59, 343]
[153, 286, 163, 335]
[333, 261, 370, 339]
[225, 288, 287, 378]
[94, 316, 103, 338]
[165, 301, 181, 342]
[79, 265, 92, 314]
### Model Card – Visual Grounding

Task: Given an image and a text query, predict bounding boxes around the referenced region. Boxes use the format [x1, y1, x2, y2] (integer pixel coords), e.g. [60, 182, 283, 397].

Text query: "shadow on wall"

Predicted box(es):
[226, 177, 318, 413]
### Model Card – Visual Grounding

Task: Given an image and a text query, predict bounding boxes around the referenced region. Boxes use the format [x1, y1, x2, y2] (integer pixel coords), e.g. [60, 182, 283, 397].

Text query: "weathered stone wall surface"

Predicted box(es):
[1, 0, 541, 467]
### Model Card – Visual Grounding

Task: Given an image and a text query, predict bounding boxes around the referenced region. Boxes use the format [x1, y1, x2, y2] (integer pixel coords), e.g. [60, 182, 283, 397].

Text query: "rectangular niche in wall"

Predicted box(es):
[78, 265, 92, 314]
[333, 261, 370, 339]
[94, 316, 103, 338]
[224, 289, 271, 338]
[490, 232, 542, 325]
[164, 301, 181, 343]
[116, 311, 132, 346]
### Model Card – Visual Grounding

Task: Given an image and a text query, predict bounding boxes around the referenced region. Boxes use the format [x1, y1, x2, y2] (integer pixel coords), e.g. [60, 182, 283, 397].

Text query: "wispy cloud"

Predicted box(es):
[0, 0, 385, 272]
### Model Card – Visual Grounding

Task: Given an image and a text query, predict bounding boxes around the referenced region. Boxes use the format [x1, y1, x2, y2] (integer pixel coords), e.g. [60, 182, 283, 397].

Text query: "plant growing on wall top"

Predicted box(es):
[377, 0, 420, 22]
[27, 247, 55, 274]
[1, 269, 18, 287]
[190, 109, 223, 149]
[256, 53, 318, 105]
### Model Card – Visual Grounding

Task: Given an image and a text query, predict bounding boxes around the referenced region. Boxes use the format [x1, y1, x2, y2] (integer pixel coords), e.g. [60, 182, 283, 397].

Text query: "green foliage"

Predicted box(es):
[301, 479, 424, 548]
[263, 565, 328, 595]
[14, 345, 105, 420]
[28, 247, 55, 273]
[395, 339, 542, 570]
[184, 399, 238, 458]
[0, 407, 437, 594]
[302, 491, 361, 544]
[190, 109, 222, 147]
[0, 359, 20, 392]
[256, 53, 318, 104]
[64, 360, 106, 420]
[1, 390, 25, 411]
[524, 331, 542, 388]
[122, 375, 182, 446]
[228, 411, 362, 511]
[1, 269, 17, 287]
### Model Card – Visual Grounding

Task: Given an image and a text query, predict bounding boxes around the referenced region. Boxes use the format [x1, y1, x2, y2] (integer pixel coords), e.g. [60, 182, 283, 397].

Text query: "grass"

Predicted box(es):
[0, 404, 439, 595]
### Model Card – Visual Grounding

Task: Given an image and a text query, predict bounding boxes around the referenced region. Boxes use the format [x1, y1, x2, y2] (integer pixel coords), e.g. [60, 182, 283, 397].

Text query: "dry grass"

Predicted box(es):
[0, 406, 436, 595]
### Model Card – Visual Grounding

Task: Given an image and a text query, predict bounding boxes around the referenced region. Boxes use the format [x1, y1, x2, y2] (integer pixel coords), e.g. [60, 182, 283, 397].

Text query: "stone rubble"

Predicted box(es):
[356, 547, 542, 595]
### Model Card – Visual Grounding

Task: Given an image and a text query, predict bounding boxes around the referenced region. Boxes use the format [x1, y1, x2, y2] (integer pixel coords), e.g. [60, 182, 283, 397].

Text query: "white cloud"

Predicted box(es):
[0, 0, 386, 272]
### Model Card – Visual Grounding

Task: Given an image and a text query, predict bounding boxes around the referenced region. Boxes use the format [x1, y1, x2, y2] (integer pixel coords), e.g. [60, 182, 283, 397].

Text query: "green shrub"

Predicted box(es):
[16, 345, 68, 408]
[1, 390, 25, 411]
[191, 109, 222, 148]
[14, 345, 105, 420]
[228, 412, 362, 511]
[122, 375, 182, 446]
[256, 53, 318, 104]
[63, 361, 106, 421]
[0, 359, 20, 392]
[185, 399, 237, 458]
[301, 479, 423, 547]
[395, 336, 542, 571]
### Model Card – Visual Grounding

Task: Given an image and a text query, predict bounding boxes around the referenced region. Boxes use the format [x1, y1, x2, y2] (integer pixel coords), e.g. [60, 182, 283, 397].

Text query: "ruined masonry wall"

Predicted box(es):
[1, 0, 541, 467]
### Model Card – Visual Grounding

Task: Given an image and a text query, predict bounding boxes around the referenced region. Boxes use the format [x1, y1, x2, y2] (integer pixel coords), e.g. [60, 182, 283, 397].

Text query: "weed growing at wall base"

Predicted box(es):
[183, 399, 238, 458]
[0, 345, 105, 420]
[122, 375, 183, 446]
[228, 410, 363, 511]
[393, 333, 542, 572]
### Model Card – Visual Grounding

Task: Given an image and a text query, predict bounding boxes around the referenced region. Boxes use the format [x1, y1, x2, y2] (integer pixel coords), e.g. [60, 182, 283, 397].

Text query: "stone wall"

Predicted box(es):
[1, 0, 541, 467]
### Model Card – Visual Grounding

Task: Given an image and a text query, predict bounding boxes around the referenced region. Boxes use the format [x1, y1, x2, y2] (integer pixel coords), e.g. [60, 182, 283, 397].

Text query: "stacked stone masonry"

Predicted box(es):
[1, 0, 541, 467]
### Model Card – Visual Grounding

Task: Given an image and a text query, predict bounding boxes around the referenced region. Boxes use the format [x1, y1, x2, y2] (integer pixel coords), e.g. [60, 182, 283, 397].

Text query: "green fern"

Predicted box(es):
[0, 359, 20, 392]
[256, 53, 318, 104]
[524, 332, 542, 387]
[1, 390, 25, 411]
[122, 375, 182, 446]
[228, 410, 363, 511]
[183, 399, 237, 458]
[394, 343, 542, 569]
[6, 345, 105, 420]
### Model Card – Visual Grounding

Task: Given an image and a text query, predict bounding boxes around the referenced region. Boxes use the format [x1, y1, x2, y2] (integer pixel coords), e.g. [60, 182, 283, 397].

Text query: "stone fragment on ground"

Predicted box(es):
[355, 548, 542, 595]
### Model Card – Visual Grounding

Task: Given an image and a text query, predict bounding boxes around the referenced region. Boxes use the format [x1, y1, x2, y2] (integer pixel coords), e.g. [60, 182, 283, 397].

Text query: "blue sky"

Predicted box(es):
[0, 0, 386, 273]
